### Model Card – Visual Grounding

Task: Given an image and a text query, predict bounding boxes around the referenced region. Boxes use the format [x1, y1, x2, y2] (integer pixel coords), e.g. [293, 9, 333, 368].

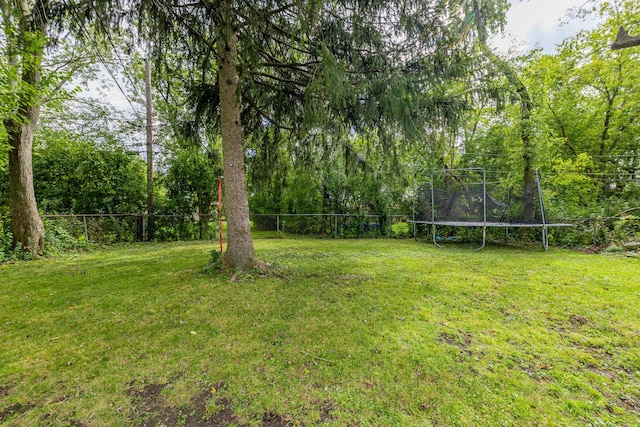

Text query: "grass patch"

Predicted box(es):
[1, 239, 639, 426]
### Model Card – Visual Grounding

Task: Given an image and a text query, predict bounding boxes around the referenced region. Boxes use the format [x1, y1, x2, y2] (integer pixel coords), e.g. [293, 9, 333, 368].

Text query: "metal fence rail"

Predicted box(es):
[251, 213, 409, 238]
[42, 213, 221, 243]
[40, 213, 411, 243]
[19, 210, 640, 247]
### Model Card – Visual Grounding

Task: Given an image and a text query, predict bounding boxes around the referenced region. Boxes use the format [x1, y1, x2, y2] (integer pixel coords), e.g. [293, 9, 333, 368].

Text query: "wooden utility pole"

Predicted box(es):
[145, 54, 154, 240]
[611, 26, 640, 50]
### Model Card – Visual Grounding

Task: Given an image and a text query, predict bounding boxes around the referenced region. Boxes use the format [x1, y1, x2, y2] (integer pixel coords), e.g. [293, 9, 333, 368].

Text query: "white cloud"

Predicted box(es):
[491, 0, 601, 54]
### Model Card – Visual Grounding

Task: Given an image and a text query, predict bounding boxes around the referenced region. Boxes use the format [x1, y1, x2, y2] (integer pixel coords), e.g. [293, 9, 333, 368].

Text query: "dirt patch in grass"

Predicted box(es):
[0, 386, 10, 397]
[0, 402, 35, 424]
[318, 400, 335, 423]
[548, 314, 597, 336]
[128, 382, 291, 427]
[437, 331, 473, 355]
[260, 412, 290, 426]
[617, 395, 640, 414]
[129, 382, 219, 427]
[568, 314, 592, 327]
[598, 387, 640, 416]
[587, 366, 618, 381]
[0, 388, 85, 426]
[40, 413, 87, 427]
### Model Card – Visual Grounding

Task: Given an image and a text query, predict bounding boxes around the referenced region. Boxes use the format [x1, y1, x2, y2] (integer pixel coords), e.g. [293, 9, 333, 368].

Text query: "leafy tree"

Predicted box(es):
[1, 1, 50, 253]
[248, 129, 402, 235]
[33, 137, 146, 215]
[464, 0, 640, 225]
[530, 0, 640, 214]
[1, 1, 103, 253]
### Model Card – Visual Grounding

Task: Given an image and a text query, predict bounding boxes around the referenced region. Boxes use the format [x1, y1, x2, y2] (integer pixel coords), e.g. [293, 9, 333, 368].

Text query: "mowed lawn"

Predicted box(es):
[0, 238, 639, 426]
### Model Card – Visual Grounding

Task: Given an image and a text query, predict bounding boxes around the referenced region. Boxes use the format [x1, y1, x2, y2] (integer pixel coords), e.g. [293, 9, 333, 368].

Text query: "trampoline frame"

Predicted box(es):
[409, 168, 572, 250]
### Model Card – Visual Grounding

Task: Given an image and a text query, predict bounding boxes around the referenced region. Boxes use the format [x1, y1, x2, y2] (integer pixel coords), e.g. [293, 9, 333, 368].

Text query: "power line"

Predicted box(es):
[460, 152, 640, 159]
[87, 1, 144, 101]
[479, 170, 639, 177]
[62, 0, 141, 117]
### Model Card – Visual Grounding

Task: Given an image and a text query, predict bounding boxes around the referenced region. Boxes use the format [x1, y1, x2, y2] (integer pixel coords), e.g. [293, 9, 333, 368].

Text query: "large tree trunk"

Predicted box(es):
[5, 114, 45, 254]
[216, 14, 260, 270]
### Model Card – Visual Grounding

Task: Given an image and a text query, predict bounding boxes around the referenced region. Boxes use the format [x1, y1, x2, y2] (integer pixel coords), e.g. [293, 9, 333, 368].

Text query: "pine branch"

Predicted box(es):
[243, 94, 294, 131]
[250, 70, 306, 87]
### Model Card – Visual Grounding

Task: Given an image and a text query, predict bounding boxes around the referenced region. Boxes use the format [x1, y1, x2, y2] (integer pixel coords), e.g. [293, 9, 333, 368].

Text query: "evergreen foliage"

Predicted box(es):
[79, 0, 509, 267]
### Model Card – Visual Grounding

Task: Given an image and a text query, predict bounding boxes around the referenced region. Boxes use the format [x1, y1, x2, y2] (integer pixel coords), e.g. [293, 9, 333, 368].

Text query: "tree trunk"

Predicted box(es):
[145, 53, 155, 241]
[6, 115, 45, 254]
[216, 15, 260, 270]
[3, 1, 46, 254]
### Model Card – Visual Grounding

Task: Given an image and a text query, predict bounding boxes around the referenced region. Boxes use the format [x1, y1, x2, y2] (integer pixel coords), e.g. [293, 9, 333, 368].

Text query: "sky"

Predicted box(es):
[491, 0, 600, 54]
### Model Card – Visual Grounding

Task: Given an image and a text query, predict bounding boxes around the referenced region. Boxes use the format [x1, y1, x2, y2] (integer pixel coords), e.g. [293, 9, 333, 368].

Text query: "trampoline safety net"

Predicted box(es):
[411, 168, 571, 250]
[415, 168, 544, 225]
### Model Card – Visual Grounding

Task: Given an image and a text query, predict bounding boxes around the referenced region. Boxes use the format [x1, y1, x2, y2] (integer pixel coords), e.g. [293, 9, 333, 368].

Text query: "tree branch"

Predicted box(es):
[611, 26, 640, 50]
[243, 93, 294, 131]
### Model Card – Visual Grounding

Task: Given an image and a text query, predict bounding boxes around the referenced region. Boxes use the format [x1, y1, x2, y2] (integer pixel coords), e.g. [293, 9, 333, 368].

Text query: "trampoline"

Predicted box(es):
[409, 168, 572, 250]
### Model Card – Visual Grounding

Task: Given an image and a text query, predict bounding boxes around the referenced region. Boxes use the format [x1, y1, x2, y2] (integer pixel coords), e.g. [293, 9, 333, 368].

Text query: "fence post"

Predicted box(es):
[83, 215, 89, 242]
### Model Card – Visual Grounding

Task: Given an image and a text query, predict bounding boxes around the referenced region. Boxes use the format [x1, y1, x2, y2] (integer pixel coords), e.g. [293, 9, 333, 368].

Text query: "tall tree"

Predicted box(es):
[1, 1, 102, 253]
[88, 0, 507, 269]
[1, 1, 50, 253]
[466, 0, 536, 221]
[466, 0, 640, 218]
[539, 0, 640, 196]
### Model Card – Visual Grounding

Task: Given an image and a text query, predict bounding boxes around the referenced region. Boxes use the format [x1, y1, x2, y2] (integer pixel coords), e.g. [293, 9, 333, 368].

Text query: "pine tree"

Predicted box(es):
[87, 0, 508, 268]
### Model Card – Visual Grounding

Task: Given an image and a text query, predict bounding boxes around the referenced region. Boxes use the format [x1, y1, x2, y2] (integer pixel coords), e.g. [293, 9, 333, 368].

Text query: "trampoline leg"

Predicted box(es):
[542, 226, 549, 251]
[432, 224, 442, 248]
[476, 225, 486, 251]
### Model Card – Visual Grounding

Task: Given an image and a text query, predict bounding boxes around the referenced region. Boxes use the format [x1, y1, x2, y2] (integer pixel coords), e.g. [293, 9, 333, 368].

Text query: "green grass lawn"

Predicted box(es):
[0, 238, 639, 426]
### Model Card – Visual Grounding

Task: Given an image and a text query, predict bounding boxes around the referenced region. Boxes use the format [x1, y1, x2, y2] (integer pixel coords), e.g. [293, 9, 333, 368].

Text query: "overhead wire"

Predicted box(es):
[87, 1, 144, 101]
[61, 0, 142, 117]
[459, 152, 640, 159]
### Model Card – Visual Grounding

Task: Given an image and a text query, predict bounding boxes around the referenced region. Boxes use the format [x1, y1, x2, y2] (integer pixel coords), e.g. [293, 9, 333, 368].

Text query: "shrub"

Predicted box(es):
[611, 216, 640, 244]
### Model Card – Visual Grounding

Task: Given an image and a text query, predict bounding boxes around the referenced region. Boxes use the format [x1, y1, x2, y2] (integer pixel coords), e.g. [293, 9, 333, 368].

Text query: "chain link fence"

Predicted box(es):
[40, 213, 412, 244]
[6, 211, 638, 249]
